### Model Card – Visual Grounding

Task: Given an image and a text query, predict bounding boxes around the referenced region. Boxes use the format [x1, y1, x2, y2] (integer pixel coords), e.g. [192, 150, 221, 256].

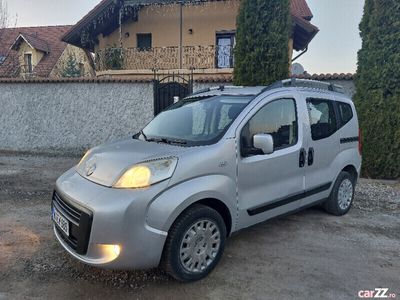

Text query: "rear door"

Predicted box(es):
[301, 93, 340, 206]
[236, 92, 307, 229]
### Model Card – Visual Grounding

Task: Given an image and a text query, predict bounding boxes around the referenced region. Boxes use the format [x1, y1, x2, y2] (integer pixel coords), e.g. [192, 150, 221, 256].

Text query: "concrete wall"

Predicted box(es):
[0, 82, 154, 154]
[0, 79, 355, 154]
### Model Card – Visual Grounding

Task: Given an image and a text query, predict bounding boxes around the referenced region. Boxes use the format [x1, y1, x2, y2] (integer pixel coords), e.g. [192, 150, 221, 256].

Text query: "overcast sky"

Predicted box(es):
[6, 0, 364, 74]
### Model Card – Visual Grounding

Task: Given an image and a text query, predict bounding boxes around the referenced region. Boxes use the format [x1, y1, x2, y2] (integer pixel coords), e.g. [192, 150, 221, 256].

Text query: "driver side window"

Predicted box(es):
[241, 98, 298, 157]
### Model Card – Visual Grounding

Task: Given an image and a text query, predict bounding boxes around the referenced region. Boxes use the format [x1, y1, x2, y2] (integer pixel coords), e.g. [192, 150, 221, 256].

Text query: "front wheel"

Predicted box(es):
[323, 171, 355, 216]
[161, 204, 226, 282]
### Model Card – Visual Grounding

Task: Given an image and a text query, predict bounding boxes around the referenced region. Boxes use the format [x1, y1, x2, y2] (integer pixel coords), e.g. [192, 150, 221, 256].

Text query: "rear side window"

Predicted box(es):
[337, 102, 353, 126]
[307, 98, 337, 140]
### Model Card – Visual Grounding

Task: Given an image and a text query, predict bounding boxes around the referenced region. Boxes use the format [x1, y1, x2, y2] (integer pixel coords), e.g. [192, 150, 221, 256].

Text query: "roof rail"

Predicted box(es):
[261, 78, 345, 94]
[189, 85, 245, 97]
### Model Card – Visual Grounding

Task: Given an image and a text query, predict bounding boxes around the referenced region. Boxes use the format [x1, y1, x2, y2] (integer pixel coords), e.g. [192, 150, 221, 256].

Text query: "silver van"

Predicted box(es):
[52, 79, 362, 281]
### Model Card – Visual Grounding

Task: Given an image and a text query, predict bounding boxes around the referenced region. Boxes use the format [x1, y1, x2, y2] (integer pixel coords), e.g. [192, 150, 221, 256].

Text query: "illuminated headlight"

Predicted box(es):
[113, 158, 178, 189]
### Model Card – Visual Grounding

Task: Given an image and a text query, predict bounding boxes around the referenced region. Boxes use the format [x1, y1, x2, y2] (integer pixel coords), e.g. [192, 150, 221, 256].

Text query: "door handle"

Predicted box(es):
[308, 147, 314, 166]
[299, 148, 306, 168]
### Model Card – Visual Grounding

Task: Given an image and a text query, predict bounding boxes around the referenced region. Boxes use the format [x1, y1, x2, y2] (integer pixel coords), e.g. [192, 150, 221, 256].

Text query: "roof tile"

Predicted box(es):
[0, 25, 72, 77]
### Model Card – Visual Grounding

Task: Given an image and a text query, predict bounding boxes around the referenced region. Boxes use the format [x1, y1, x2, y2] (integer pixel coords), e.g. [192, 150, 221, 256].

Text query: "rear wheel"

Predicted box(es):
[324, 171, 355, 216]
[161, 204, 226, 282]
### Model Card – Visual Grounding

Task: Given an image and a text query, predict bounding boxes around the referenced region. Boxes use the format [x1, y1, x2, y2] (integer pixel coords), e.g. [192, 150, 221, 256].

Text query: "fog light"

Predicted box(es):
[100, 244, 121, 261]
[113, 245, 121, 256]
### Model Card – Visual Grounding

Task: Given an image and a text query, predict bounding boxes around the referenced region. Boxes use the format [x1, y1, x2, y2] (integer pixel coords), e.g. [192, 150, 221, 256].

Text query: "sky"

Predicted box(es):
[5, 0, 365, 74]
[294, 0, 364, 74]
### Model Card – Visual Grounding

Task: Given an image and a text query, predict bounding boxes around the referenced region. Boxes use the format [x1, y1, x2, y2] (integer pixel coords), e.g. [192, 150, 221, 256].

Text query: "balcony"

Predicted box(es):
[95, 45, 234, 72]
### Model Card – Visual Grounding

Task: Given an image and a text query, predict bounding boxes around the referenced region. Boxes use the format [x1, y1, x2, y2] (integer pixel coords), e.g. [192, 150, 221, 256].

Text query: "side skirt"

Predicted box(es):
[247, 182, 332, 216]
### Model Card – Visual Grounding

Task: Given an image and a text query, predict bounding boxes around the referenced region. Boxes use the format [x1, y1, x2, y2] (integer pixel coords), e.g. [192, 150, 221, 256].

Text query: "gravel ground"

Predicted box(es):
[0, 153, 399, 300]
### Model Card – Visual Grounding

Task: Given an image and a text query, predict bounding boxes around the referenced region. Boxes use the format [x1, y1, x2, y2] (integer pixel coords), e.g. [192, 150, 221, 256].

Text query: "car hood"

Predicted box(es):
[76, 138, 189, 187]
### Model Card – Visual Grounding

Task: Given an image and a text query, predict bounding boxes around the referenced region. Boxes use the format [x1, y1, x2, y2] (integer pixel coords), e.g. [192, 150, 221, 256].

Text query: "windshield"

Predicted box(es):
[141, 95, 254, 146]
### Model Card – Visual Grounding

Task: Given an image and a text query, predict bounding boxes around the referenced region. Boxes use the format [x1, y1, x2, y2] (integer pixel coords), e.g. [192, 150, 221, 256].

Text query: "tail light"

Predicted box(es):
[358, 128, 362, 155]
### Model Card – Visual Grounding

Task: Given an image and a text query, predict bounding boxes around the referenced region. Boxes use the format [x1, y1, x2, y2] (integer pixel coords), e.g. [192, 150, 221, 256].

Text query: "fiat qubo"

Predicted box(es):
[52, 79, 362, 281]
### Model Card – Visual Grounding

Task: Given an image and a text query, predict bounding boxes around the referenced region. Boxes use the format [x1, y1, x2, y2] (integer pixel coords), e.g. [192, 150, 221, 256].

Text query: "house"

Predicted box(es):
[62, 0, 318, 81]
[0, 26, 95, 78]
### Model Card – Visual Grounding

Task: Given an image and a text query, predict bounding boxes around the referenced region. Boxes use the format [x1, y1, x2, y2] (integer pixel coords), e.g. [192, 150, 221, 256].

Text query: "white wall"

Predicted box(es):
[0, 82, 154, 154]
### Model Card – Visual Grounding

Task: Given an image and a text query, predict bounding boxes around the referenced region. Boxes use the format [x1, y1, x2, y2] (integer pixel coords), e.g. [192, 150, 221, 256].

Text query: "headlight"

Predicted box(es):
[113, 157, 178, 189]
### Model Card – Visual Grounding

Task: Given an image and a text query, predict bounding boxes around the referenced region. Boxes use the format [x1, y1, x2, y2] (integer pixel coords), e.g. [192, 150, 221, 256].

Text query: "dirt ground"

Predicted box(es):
[0, 153, 399, 300]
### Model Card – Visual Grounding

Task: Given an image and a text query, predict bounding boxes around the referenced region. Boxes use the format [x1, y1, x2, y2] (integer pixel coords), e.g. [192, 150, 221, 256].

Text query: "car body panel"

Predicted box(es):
[234, 91, 307, 229]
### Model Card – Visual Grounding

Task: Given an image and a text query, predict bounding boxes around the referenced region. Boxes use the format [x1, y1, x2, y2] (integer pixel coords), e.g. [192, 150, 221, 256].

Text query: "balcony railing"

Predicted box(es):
[95, 45, 234, 72]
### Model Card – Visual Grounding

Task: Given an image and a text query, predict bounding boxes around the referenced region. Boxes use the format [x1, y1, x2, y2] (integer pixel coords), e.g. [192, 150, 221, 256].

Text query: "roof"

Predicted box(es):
[10, 33, 51, 53]
[290, 0, 313, 20]
[0, 25, 72, 77]
[63, 0, 318, 52]
[292, 73, 355, 81]
[292, 14, 319, 51]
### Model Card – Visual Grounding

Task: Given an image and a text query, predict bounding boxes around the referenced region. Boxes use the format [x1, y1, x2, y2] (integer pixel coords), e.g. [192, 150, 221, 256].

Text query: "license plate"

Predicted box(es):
[53, 208, 69, 236]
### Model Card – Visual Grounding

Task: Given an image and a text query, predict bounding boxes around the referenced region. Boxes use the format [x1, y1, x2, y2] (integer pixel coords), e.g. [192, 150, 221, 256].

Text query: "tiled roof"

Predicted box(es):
[292, 73, 355, 80]
[290, 0, 313, 20]
[74, 0, 313, 20]
[0, 25, 72, 77]
[11, 33, 51, 53]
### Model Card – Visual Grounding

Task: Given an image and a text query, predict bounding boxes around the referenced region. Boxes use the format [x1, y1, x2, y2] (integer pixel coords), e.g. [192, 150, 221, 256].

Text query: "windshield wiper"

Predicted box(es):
[165, 138, 187, 145]
[147, 137, 187, 145]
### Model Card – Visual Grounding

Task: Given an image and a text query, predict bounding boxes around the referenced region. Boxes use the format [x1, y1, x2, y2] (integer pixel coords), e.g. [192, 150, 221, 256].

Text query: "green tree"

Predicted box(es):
[61, 53, 82, 77]
[233, 0, 291, 86]
[354, 0, 400, 179]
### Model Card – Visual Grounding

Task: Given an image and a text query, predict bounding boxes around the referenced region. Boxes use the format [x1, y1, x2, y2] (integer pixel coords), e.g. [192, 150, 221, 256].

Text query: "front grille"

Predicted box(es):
[52, 191, 93, 255]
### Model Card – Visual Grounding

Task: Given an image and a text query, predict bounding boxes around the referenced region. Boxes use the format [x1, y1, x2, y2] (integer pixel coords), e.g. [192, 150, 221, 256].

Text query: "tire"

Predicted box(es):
[323, 171, 355, 216]
[161, 204, 226, 282]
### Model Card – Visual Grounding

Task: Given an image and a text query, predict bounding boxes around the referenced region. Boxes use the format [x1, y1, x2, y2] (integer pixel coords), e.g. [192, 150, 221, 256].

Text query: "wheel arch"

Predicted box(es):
[146, 175, 237, 236]
[341, 164, 359, 183]
[187, 198, 232, 236]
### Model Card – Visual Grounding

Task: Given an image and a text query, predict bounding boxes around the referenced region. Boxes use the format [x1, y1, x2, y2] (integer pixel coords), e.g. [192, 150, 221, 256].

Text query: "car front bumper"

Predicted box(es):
[53, 167, 169, 269]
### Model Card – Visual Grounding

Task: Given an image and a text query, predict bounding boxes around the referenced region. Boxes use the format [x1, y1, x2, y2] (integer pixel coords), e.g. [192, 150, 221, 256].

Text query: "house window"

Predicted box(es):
[24, 53, 33, 73]
[216, 32, 235, 68]
[0, 55, 6, 65]
[137, 33, 152, 50]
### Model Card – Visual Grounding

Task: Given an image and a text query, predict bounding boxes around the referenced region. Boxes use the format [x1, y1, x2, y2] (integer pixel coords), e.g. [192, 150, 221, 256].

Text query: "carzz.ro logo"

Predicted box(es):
[358, 288, 396, 298]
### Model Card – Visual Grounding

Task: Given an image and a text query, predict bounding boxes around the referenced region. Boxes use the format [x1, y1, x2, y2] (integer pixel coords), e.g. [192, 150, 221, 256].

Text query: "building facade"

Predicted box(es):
[0, 26, 95, 78]
[63, 0, 318, 81]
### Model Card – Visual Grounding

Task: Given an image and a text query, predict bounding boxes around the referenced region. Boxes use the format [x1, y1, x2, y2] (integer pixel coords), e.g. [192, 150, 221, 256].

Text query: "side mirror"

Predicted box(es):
[253, 134, 274, 155]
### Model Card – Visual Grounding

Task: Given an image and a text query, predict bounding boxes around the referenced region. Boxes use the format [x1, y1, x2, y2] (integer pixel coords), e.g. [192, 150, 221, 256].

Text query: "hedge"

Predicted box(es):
[233, 0, 291, 86]
[354, 0, 400, 179]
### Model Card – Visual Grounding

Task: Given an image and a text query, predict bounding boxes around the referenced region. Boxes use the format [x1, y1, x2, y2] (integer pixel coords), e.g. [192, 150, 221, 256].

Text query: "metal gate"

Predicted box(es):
[153, 72, 193, 116]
